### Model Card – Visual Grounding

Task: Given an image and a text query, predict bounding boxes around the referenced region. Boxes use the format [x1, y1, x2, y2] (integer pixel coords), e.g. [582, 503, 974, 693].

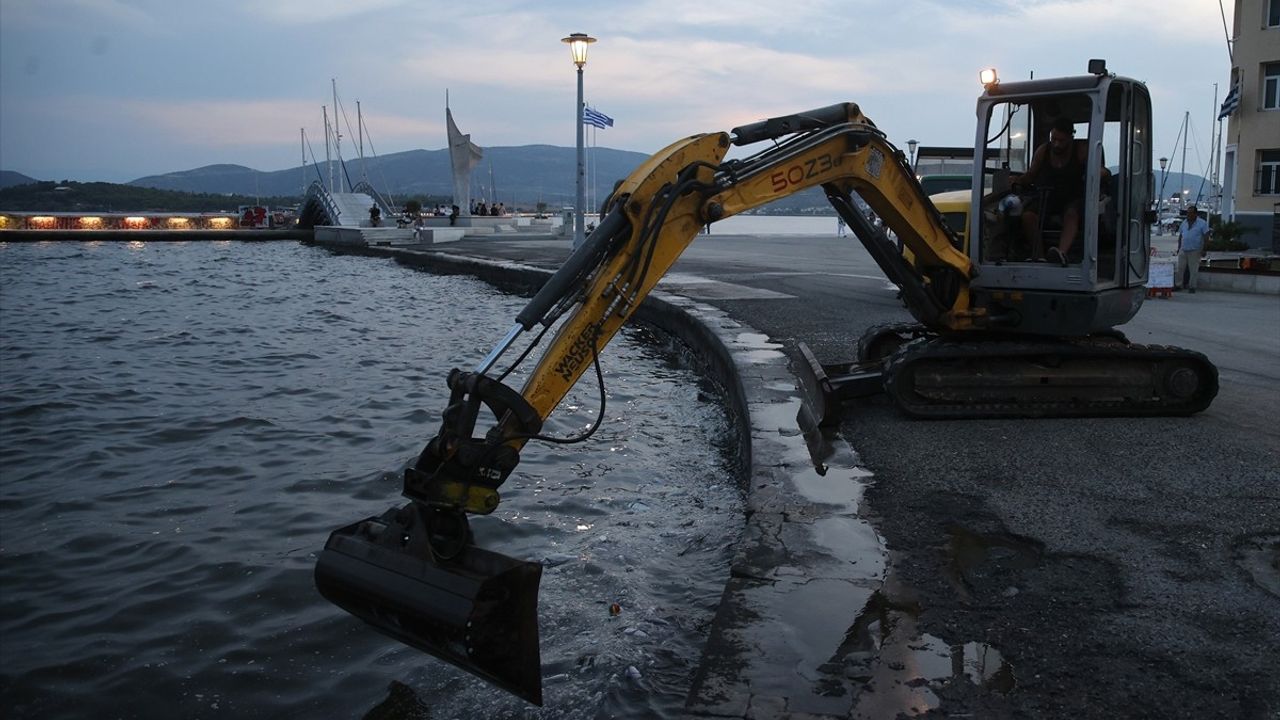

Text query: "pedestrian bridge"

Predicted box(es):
[298, 181, 395, 229]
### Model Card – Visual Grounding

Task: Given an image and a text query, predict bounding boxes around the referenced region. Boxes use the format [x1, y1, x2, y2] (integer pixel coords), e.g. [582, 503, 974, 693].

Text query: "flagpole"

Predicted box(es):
[1209, 83, 1221, 214]
[588, 122, 593, 215]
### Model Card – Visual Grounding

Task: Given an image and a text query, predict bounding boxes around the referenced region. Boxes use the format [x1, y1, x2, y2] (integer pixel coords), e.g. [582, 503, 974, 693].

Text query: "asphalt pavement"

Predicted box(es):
[367, 229, 1280, 718]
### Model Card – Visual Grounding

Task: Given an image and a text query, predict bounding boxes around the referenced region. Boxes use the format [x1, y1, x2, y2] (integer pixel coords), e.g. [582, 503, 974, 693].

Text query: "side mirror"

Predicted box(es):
[1143, 209, 1158, 224]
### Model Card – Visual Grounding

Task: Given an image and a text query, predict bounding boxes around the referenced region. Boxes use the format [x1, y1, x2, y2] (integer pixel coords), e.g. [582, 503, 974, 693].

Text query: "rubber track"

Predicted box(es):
[882, 337, 1219, 419]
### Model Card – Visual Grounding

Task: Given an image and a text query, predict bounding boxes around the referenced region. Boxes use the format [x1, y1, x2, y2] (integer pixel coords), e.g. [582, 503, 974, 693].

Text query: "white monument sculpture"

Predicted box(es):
[447, 102, 483, 220]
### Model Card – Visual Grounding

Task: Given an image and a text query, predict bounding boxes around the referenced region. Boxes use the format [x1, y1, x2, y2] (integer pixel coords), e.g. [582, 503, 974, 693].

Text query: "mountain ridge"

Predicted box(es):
[125, 145, 654, 209]
[4, 152, 1218, 215]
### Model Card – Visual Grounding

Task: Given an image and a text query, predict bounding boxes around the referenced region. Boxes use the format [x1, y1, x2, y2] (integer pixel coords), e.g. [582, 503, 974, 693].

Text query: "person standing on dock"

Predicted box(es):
[1176, 205, 1211, 294]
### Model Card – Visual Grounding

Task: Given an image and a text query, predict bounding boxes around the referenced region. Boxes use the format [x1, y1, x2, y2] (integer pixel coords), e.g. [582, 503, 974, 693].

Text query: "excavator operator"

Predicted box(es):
[1016, 115, 1109, 265]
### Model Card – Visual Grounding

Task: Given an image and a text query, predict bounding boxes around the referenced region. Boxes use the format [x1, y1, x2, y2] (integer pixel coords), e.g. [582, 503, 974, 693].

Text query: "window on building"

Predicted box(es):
[1266, 63, 1280, 110]
[1269, 0, 1280, 27]
[1257, 150, 1280, 195]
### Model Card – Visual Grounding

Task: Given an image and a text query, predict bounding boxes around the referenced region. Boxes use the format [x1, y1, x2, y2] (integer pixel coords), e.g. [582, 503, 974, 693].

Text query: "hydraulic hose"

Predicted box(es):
[514, 207, 631, 330]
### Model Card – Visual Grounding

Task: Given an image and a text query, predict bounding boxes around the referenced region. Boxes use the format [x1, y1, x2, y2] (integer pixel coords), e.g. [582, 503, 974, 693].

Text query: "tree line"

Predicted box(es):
[0, 181, 301, 213]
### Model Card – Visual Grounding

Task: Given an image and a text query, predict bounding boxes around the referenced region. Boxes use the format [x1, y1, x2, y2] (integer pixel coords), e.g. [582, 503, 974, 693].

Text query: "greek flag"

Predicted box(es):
[1218, 82, 1240, 120]
[583, 106, 614, 129]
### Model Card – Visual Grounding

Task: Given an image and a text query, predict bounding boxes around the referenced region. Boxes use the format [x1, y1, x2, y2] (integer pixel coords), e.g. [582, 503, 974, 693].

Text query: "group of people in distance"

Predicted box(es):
[378, 202, 510, 228]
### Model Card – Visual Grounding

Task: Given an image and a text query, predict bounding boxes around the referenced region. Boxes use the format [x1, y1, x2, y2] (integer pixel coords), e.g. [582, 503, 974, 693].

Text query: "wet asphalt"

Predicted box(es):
[381, 230, 1280, 719]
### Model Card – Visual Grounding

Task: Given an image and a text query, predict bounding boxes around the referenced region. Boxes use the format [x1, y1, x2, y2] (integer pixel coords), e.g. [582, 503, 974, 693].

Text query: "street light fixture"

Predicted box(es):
[562, 32, 596, 249]
[907, 139, 919, 170]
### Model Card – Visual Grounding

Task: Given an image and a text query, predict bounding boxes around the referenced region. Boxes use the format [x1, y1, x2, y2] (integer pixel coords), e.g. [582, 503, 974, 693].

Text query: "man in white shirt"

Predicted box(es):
[1176, 205, 1211, 294]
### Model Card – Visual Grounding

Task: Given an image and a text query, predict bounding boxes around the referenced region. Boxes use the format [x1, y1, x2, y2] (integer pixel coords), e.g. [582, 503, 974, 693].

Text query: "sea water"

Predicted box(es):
[0, 240, 742, 719]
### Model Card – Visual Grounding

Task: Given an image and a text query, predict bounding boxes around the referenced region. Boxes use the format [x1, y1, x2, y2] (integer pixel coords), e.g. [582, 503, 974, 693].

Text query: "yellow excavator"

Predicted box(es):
[314, 61, 1217, 705]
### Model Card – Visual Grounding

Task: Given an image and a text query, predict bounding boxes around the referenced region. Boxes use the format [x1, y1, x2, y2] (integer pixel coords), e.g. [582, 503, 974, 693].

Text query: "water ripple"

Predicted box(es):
[0, 241, 741, 719]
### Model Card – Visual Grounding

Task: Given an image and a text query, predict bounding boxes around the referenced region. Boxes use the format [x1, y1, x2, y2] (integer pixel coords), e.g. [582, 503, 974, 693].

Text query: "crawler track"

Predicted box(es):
[882, 336, 1219, 419]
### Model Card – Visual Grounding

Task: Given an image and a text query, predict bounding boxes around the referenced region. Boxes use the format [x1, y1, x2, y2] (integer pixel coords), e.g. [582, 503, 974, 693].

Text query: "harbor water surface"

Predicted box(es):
[0, 241, 743, 719]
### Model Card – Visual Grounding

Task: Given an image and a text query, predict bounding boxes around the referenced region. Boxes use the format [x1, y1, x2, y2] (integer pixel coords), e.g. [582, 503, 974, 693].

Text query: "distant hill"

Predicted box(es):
[127, 145, 655, 210]
[1152, 171, 1218, 205]
[129, 164, 260, 195]
[11, 152, 1214, 215]
[1, 171, 39, 189]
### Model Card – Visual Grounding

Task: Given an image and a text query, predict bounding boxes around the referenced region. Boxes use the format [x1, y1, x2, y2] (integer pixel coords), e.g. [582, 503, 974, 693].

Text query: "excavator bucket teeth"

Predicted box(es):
[315, 515, 544, 706]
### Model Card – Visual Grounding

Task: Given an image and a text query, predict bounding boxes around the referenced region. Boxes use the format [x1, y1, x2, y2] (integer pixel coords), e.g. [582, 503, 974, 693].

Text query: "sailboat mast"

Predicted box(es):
[332, 78, 343, 193]
[358, 100, 367, 186]
[324, 106, 332, 192]
[300, 128, 306, 196]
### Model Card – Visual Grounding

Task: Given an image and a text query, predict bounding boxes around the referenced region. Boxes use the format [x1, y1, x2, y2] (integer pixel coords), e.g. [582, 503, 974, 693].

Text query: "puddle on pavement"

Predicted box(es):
[793, 423, 873, 512]
[947, 525, 1044, 603]
[779, 421, 1014, 717]
[844, 592, 1016, 719]
[1234, 533, 1280, 598]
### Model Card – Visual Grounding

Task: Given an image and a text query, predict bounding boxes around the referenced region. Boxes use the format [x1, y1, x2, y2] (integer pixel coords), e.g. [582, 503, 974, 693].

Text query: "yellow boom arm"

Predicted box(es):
[410, 102, 980, 517]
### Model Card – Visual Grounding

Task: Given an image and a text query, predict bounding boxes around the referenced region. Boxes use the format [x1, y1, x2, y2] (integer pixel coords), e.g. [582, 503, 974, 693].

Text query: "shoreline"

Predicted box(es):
[0, 229, 311, 242]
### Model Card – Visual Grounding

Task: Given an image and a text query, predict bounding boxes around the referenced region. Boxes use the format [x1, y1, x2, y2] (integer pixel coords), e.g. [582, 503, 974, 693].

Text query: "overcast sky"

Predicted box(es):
[0, 0, 1234, 183]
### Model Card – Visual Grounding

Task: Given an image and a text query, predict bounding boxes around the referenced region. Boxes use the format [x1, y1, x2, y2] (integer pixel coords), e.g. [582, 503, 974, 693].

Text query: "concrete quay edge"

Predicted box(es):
[310, 240, 886, 718]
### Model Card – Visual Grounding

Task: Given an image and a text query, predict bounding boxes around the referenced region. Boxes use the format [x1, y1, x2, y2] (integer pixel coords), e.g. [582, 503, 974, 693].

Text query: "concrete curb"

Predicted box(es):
[1199, 269, 1280, 294]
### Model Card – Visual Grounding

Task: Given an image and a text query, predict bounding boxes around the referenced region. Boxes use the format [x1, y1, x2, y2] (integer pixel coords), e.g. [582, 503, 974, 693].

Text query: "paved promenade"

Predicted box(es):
[324, 229, 1280, 719]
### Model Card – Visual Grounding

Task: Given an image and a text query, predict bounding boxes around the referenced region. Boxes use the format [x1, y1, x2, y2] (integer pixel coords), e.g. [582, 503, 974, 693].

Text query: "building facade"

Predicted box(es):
[1222, 0, 1280, 249]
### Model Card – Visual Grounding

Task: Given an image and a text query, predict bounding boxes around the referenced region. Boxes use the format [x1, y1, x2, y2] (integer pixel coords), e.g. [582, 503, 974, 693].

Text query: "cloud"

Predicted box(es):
[2, 0, 165, 33]
[609, 0, 843, 34]
[0, 0, 1234, 181]
[114, 98, 439, 148]
[925, 0, 1225, 47]
[244, 0, 411, 24]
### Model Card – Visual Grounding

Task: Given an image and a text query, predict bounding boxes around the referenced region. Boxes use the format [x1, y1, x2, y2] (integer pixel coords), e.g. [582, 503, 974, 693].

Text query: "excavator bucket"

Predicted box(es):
[315, 510, 544, 705]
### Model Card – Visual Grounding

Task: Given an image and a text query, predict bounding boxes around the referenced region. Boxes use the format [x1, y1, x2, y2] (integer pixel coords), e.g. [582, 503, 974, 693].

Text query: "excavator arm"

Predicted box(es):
[409, 102, 989, 518]
[314, 101, 989, 706]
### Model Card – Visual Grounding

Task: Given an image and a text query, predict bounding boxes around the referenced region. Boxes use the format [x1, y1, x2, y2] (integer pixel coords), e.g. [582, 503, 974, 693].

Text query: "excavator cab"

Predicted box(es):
[967, 61, 1156, 336]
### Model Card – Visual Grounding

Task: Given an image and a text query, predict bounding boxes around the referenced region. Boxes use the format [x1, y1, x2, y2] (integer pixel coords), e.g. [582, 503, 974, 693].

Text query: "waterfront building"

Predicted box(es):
[1221, 0, 1280, 249]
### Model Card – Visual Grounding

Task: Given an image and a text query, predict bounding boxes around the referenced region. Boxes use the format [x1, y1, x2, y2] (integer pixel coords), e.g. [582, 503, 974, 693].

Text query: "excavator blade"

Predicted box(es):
[315, 513, 544, 705]
[795, 342, 886, 428]
[795, 342, 840, 429]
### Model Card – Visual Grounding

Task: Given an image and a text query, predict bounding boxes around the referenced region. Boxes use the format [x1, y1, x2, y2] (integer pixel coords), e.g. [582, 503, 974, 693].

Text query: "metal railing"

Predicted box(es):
[304, 181, 344, 226]
[352, 181, 396, 219]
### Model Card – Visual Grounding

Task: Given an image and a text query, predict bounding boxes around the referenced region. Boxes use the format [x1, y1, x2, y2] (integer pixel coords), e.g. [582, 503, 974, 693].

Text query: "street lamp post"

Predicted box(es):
[1157, 156, 1169, 213]
[907, 139, 919, 170]
[562, 32, 596, 249]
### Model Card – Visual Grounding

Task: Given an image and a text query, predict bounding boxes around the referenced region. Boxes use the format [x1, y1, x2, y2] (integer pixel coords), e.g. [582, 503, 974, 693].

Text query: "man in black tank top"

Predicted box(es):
[1018, 116, 1107, 265]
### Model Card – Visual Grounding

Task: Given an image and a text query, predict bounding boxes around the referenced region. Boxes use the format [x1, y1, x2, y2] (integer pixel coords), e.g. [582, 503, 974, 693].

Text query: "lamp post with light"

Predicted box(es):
[907, 139, 919, 170]
[1157, 156, 1169, 215]
[561, 32, 596, 249]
